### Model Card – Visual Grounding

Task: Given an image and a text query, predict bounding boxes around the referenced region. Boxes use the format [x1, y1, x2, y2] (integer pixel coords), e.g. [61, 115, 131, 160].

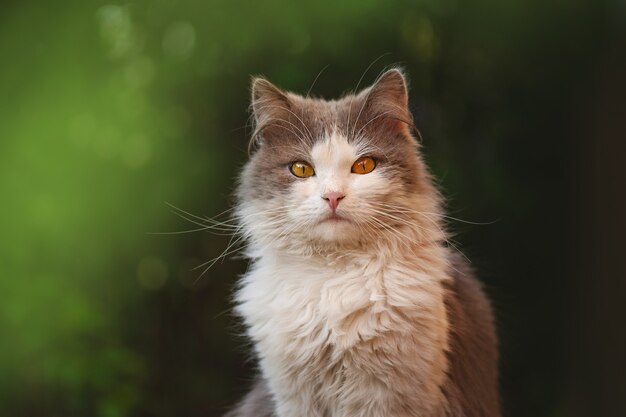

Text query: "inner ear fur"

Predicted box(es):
[250, 77, 294, 145]
[357, 68, 413, 135]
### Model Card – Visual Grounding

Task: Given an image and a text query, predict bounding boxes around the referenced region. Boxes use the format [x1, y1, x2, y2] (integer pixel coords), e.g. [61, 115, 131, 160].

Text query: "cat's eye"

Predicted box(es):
[351, 156, 376, 175]
[289, 161, 315, 178]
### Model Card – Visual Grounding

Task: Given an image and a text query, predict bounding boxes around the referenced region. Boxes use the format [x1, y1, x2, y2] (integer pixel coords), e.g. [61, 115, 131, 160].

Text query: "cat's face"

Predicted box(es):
[237, 69, 439, 252]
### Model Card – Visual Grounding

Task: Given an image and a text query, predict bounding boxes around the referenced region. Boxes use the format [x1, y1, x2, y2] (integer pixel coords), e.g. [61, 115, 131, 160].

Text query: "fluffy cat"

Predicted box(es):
[225, 69, 500, 417]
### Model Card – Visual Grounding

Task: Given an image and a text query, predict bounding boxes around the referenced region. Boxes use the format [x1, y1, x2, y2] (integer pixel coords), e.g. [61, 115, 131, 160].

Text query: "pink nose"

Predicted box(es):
[322, 191, 345, 212]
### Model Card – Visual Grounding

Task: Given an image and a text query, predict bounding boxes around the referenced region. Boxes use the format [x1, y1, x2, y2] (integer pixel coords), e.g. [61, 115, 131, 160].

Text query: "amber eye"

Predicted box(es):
[289, 161, 315, 178]
[351, 156, 376, 175]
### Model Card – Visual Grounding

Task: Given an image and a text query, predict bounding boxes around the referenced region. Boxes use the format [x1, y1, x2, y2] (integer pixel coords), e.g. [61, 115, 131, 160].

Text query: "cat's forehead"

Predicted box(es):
[273, 95, 407, 162]
[310, 131, 356, 169]
[286, 94, 357, 138]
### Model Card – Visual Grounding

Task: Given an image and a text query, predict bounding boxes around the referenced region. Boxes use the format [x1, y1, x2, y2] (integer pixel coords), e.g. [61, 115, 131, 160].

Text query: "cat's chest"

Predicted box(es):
[235, 252, 420, 353]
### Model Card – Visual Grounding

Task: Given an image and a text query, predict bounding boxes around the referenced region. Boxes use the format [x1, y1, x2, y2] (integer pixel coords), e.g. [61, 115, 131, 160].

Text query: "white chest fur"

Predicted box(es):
[235, 246, 451, 417]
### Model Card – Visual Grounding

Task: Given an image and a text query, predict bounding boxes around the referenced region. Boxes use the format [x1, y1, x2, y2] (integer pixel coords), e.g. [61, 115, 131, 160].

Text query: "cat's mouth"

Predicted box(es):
[321, 213, 350, 223]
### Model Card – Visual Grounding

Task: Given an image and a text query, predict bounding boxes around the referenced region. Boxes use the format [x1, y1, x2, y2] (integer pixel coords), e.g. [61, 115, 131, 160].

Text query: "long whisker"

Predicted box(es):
[253, 100, 314, 142]
[253, 111, 310, 147]
[150, 228, 237, 236]
[280, 106, 315, 145]
[166, 202, 219, 224]
[369, 202, 498, 226]
[347, 54, 391, 137]
[350, 65, 394, 140]
[170, 209, 238, 231]
[306, 64, 330, 98]
[353, 110, 393, 139]
[193, 235, 247, 284]
[352, 136, 393, 161]
[365, 201, 472, 265]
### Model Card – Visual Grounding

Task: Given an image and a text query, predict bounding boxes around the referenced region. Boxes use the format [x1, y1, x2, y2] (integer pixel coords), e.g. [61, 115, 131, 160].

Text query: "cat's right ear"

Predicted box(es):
[250, 77, 292, 147]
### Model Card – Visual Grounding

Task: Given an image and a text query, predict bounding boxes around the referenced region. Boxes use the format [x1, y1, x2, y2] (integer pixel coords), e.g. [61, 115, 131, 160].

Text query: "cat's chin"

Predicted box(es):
[311, 217, 356, 243]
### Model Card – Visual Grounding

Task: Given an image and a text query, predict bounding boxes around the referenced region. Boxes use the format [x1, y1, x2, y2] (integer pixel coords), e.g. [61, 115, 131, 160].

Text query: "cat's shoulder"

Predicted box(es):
[442, 251, 500, 417]
[444, 252, 495, 324]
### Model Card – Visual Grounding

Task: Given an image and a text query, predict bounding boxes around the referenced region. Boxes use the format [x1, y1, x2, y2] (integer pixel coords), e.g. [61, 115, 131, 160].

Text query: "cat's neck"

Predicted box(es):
[247, 225, 451, 283]
[250, 215, 445, 260]
[238, 214, 453, 367]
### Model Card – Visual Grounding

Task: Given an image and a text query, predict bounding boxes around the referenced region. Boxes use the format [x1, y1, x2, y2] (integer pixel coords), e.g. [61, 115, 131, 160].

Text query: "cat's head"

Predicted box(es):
[236, 69, 443, 254]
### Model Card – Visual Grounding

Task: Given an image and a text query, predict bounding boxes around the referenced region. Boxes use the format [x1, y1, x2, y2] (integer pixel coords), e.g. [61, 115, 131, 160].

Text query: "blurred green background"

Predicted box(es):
[1, 0, 625, 416]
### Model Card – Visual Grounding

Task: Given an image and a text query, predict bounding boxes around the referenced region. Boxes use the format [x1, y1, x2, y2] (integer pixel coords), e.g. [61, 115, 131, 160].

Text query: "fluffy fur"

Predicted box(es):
[225, 69, 500, 417]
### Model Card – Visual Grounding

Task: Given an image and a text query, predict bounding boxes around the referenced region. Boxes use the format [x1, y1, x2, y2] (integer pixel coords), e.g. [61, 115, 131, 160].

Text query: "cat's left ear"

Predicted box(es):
[251, 77, 289, 121]
[250, 77, 293, 146]
[357, 68, 413, 135]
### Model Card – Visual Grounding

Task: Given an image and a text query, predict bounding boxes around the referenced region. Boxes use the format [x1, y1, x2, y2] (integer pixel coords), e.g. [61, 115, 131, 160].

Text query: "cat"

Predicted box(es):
[224, 68, 500, 417]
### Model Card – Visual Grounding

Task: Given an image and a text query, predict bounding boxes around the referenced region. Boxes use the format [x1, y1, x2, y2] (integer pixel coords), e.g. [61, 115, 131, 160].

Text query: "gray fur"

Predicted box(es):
[225, 69, 500, 417]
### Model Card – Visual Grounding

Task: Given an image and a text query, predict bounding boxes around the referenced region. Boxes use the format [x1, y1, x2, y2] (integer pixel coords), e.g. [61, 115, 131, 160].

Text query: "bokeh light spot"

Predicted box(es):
[402, 16, 437, 62]
[162, 21, 196, 60]
[96, 5, 138, 59]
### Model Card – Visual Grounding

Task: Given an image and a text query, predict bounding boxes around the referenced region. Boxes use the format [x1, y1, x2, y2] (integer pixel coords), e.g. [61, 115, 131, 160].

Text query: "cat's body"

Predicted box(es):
[226, 69, 499, 417]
